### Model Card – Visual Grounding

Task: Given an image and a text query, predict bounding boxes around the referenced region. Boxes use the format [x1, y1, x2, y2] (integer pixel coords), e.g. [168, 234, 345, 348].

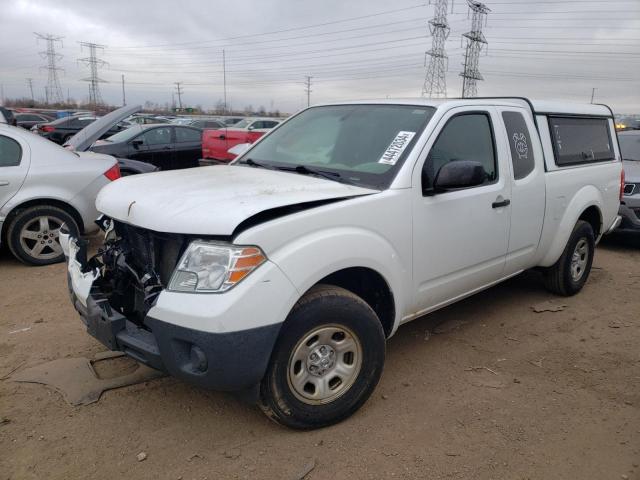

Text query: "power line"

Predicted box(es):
[461, 0, 490, 98]
[35, 32, 64, 104]
[78, 41, 107, 105]
[108, 4, 429, 50]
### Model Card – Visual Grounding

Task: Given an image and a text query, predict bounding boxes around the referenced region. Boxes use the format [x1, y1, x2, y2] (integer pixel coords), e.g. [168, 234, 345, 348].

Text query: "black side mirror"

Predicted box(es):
[131, 139, 144, 148]
[433, 160, 487, 191]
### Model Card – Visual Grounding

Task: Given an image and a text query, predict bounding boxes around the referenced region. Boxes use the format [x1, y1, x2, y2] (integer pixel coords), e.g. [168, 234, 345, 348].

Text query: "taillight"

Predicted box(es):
[620, 169, 625, 202]
[104, 164, 121, 181]
[40, 125, 55, 132]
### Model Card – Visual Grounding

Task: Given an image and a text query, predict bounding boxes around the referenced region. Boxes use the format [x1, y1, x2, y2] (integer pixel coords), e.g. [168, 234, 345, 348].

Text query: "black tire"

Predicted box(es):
[543, 220, 595, 296]
[6, 205, 80, 266]
[259, 284, 386, 429]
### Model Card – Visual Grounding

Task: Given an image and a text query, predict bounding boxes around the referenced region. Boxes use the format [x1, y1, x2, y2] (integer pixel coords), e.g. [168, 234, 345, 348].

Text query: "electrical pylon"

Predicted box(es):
[421, 0, 451, 98]
[78, 42, 108, 106]
[460, 0, 490, 98]
[35, 33, 64, 104]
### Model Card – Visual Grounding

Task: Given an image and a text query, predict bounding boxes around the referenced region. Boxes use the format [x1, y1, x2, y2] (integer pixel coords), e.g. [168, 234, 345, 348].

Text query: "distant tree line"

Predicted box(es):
[2, 97, 284, 118]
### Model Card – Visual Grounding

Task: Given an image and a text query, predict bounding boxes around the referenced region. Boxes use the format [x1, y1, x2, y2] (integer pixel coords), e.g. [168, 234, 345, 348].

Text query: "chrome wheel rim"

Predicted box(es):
[570, 237, 589, 282]
[19, 216, 64, 261]
[287, 324, 363, 405]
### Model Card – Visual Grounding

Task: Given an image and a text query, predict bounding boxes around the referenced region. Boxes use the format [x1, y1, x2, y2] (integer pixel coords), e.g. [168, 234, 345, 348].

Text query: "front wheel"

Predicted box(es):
[543, 220, 595, 296]
[259, 285, 386, 429]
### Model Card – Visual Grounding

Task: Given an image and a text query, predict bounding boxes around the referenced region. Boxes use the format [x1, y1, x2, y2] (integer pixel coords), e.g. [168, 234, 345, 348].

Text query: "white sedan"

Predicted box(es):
[0, 123, 119, 265]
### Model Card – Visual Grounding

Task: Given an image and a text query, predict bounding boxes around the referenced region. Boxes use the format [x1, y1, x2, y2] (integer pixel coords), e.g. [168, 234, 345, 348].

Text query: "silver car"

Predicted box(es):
[618, 130, 640, 233]
[0, 123, 118, 265]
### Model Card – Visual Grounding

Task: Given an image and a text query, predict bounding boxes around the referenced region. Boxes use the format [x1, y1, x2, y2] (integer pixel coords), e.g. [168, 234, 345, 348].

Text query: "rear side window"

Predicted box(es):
[502, 111, 535, 180]
[0, 135, 22, 167]
[548, 116, 614, 165]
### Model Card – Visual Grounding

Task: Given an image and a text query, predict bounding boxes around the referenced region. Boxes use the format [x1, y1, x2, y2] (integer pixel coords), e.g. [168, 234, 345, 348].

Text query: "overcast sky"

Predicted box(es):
[1, 0, 639, 113]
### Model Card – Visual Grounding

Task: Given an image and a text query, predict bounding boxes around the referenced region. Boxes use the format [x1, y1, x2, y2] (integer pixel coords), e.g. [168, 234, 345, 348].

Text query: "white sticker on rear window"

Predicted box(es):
[378, 131, 416, 165]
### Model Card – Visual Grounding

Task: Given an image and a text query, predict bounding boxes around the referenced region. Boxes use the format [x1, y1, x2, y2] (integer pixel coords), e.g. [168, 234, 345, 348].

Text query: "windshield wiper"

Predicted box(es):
[278, 164, 342, 182]
[239, 158, 270, 169]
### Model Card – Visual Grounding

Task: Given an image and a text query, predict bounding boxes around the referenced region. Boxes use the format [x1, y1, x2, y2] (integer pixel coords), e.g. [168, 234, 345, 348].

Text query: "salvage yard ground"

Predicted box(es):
[1, 236, 639, 480]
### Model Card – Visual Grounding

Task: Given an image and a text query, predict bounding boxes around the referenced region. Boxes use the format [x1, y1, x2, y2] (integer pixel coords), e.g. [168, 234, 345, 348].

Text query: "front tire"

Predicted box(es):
[543, 220, 595, 296]
[6, 206, 79, 266]
[259, 285, 385, 429]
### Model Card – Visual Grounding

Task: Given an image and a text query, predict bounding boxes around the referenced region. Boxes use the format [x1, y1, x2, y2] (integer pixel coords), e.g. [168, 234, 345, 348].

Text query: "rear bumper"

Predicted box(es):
[71, 291, 281, 391]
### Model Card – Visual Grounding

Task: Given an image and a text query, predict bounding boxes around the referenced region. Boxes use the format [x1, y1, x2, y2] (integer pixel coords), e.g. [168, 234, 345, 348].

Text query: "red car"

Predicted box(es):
[202, 117, 282, 162]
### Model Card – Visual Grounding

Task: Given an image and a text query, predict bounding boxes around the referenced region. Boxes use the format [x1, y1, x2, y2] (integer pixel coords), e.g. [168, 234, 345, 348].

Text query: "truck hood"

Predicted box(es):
[96, 165, 378, 235]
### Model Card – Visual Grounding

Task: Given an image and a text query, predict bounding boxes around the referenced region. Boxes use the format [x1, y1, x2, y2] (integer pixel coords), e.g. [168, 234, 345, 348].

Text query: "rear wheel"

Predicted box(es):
[6, 206, 79, 266]
[259, 285, 385, 429]
[543, 220, 595, 296]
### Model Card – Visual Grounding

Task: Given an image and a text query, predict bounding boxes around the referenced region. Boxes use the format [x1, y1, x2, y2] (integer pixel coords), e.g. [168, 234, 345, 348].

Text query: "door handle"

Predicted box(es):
[492, 198, 511, 209]
[0, 181, 9, 186]
[162, 146, 172, 150]
[218, 135, 226, 139]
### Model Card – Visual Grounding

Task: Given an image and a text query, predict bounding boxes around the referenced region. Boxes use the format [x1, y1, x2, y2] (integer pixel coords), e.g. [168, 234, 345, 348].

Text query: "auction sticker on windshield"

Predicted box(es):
[378, 131, 416, 165]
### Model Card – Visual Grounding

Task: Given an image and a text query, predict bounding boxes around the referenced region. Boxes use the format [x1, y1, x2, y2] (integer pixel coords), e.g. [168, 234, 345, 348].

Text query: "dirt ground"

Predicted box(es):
[1, 235, 639, 480]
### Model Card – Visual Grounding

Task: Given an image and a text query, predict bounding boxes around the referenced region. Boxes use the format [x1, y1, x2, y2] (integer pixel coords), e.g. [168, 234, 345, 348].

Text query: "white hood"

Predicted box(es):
[96, 165, 378, 235]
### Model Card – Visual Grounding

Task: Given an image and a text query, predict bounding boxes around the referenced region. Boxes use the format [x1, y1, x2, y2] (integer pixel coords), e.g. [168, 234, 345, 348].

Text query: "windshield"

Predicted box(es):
[103, 125, 142, 143]
[619, 133, 640, 161]
[236, 104, 435, 189]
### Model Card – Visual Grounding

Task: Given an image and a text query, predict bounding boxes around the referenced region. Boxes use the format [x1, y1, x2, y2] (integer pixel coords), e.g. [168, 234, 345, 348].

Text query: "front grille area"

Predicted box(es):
[113, 221, 186, 286]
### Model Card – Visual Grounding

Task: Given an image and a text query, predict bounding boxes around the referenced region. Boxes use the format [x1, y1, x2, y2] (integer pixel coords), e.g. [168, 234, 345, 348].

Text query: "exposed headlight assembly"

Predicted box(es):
[168, 241, 266, 293]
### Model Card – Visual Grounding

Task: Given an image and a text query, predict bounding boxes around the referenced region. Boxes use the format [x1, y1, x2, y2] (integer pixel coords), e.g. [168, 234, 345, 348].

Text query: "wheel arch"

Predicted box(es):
[311, 267, 396, 338]
[538, 185, 604, 267]
[1, 198, 85, 242]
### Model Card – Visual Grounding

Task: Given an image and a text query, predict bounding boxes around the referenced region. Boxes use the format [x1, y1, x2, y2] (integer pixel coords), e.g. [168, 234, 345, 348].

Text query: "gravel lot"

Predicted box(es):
[1, 235, 639, 480]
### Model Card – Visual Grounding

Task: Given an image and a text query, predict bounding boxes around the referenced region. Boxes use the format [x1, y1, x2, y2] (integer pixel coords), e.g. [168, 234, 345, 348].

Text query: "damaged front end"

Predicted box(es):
[82, 215, 188, 326]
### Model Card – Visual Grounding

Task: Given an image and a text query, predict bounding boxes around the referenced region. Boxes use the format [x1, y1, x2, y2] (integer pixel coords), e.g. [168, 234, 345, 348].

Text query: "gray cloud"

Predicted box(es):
[1, 0, 639, 113]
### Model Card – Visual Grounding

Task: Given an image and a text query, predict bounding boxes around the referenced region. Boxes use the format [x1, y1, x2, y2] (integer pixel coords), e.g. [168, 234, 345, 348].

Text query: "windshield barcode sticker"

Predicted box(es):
[378, 131, 416, 165]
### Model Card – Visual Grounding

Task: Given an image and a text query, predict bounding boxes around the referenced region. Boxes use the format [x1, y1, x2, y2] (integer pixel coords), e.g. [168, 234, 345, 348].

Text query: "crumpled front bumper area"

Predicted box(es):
[70, 292, 280, 391]
[61, 229, 282, 392]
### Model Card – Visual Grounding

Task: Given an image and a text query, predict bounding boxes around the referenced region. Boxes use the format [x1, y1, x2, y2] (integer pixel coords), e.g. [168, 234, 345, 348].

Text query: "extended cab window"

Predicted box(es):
[423, 113, 496, 190]
[502, 111, 535, 180]
[0, 135, 22, 167]
[549, 116, 614, 165]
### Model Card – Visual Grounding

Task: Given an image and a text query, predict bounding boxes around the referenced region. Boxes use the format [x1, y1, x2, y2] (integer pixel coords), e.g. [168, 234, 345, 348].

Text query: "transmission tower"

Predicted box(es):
[460, 0, 490, 98]
[304, 76, 312, 107]
[35, 33, 64, 104]
[26, 78, 35, 102]
[421, 0, 451, 98]
[174, 82, 184, 109]
[78, 42, 108, 106]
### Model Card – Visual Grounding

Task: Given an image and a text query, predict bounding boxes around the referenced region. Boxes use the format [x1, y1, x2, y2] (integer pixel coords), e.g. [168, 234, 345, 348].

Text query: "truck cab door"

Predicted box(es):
[497, 107, 546, 275]
[0, 133, 29, 213]
[411, 107, 512, 313]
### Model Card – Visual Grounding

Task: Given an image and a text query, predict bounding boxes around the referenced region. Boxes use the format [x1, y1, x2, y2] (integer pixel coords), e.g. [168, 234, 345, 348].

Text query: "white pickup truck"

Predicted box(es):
[61, 98, 623, 429]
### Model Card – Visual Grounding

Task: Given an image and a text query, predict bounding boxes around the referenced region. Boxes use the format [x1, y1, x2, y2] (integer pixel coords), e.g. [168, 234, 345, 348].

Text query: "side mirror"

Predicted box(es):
[248, 125, 255, 131]
[433, 160, 487, 191]
[131, 139, 144, 148]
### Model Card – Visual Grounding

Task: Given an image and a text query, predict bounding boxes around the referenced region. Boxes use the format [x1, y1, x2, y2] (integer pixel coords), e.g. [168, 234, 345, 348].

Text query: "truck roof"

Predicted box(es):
[319, 97, 613, 118]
